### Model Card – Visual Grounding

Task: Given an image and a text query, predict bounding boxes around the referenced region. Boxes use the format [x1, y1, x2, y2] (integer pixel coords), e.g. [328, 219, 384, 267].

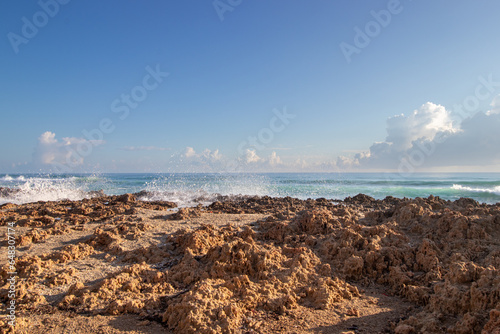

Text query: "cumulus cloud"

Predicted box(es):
[201, 148, 222, 161]
[337, 100, 500, 171]
[182, 147, 222, 161]
[383, 102, 456, 151]
[33, 131, 104, 169]
[241, 149, 262, 164]
[423, 111, 500, 167]
[268, 151, 282, 166]
[172, 147, 225, 172]
[234, 150, 288, 171]
[293, 158, 309, 170]
[171, 147, 289, 172]
[183, 147, 197, 158]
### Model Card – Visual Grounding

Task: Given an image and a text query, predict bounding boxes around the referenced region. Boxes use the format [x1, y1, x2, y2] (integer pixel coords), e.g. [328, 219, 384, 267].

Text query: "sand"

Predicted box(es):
[0, 194, 499, 333]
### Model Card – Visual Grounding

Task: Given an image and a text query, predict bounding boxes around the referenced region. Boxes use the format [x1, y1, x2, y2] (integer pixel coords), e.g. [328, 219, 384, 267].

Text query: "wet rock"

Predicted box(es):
[116, 193, 136, 203]
[344, 193, 376, 205]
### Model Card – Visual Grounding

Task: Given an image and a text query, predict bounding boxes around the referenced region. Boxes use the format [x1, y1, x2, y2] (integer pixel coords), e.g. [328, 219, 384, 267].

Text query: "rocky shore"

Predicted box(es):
[1, 194, 499, 333]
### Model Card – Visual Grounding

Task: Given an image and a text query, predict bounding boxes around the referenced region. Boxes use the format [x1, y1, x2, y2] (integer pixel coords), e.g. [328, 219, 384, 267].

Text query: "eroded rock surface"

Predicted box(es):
[0, 194, 499, 333]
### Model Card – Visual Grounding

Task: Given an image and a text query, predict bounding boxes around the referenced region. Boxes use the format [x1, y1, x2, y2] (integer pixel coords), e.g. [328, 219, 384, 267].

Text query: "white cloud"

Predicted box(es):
[242, 149, 262, 164]
[384, 102, 456, 151]
[171, 147, 226, 172]
[234, 150, 289, 171]
[268, 151, 282, 166]
[39, 131, 57, 145]
[177, 148, 287, 172]
[336, 155, 358, 169]
[293, 158, 309, 169]
[183, 147, 197, 158]
[182, 147, 222, 161]
[201, 148, 222, 161]
[33, 131, 105, 168]
[337, 100, 500, 171]
[425, 111, 500, 166]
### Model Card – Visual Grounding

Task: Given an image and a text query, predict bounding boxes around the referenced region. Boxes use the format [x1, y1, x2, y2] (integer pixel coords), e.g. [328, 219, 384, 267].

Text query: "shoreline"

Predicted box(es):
[2, 172, 500, 206]
[1, 185, 500, 207]
[1, 194, 499, 333]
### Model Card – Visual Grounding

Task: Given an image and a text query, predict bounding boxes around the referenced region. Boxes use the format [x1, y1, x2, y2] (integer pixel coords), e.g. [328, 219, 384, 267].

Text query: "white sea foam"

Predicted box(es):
[2, 174, 499, 206]
[451, 184, 500, 195]
[138, 174, 271, 207]
[0, 177, 90, 205]
[136, 189, 221, 207]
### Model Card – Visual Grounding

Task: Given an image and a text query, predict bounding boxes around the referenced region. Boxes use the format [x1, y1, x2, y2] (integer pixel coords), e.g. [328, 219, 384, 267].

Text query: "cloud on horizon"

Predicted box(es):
[182, 147, 222, 161]
[176, 147, 286, 172]
[236, 149, 284, 170]
[337, 97, 500, 171]
[26, 96, 500, 173]
[32, 131, 105, 170]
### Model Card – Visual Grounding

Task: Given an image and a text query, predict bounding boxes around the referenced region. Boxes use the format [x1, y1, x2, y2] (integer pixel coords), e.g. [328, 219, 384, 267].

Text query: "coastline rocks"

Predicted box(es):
[207, 195, 339, 215]
[344, 193, 375, 205]
[2, 194, 499, 333]
[170, 207, 202, 220]
[0, 194, 176, 247]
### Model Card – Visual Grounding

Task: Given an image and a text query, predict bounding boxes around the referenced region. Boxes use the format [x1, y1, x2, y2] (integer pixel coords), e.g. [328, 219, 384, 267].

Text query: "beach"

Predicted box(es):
[1, 193, 499, 333]
[4, 0, 500, 332]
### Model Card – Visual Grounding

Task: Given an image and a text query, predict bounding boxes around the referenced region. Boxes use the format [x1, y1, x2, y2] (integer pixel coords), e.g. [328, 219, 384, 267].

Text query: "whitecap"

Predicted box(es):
[0, 176, 90, 205]
[451, 184, 500, 195]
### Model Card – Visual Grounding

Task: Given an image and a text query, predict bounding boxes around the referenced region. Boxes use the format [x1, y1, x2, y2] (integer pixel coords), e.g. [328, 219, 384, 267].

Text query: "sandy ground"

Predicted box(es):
[0, 194, 499, 333]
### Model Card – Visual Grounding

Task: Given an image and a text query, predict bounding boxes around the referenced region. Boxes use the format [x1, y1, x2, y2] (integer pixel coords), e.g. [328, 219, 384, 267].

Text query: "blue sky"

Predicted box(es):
[1, 0, 500, 173]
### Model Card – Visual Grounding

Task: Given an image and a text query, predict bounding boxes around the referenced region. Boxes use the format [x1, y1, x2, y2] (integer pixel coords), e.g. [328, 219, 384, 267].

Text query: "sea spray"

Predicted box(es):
[1, 173, 499, 205]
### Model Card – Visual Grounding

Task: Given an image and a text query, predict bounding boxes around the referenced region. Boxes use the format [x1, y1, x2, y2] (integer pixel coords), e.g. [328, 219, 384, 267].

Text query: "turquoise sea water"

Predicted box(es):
[1, 173, 499, 206]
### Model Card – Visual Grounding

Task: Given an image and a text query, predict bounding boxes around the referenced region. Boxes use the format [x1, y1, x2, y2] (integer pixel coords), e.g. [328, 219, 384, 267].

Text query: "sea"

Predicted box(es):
[1, 173, 499, 206]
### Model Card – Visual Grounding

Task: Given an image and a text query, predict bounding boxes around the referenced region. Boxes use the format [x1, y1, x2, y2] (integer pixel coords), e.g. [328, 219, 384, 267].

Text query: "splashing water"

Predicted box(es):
[1, 172, 499, 206]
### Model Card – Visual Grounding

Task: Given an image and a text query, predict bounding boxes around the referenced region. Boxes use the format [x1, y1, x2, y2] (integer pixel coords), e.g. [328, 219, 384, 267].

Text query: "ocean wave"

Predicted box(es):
[140, 174, 271, 206]
[451, 184, 500, 195]
[134, 190, 228, 207]
[0, 177, 91, 205]
[2, 174, 499, 206]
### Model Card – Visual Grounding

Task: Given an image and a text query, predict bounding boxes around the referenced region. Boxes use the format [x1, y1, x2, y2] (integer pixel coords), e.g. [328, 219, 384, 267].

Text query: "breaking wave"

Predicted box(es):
[1, 173, 499, 206]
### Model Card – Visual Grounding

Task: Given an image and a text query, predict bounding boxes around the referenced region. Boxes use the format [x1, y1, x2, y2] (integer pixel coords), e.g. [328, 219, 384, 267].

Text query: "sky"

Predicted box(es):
[1, 0, 500, 173]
